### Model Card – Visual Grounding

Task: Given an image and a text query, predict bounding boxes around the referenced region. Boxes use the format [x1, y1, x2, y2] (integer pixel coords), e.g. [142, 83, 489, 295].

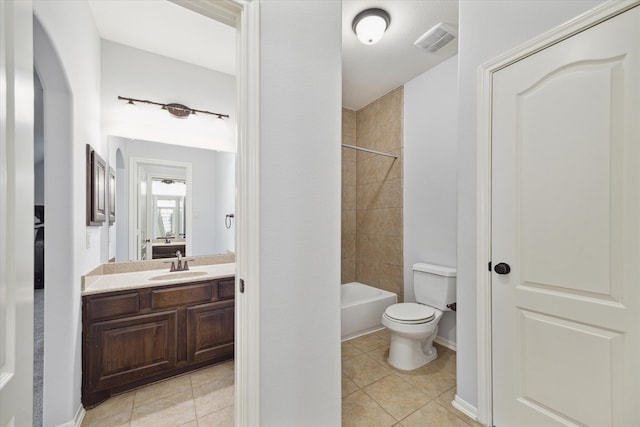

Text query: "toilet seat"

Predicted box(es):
[384, 303, 435, 324]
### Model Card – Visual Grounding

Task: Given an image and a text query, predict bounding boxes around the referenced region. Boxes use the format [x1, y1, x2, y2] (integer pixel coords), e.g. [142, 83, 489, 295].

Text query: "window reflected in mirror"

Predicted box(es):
[152, 179, 186, 239]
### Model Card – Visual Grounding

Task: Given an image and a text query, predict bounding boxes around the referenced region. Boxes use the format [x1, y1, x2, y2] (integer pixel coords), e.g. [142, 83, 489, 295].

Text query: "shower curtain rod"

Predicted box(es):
[341, 144, 398, 159]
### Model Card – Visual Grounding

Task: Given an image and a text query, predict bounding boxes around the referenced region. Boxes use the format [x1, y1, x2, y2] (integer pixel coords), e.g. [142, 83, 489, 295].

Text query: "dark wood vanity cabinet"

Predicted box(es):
[82, 276, 235, 408]
[152, 244, 186, 259]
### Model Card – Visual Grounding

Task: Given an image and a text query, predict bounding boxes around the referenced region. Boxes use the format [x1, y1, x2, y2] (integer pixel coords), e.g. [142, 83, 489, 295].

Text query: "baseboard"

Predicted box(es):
[434, 335, 457, 351]
[56, 404, 85, 427]
[452, 394, 479, 423]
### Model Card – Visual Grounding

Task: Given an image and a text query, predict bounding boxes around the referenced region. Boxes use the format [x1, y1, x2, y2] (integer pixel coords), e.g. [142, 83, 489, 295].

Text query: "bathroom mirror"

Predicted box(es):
[108, 135, 235, 261]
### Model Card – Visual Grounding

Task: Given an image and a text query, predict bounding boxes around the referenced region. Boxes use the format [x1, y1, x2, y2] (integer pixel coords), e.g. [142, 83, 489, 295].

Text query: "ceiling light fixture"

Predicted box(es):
[117, 96, 229, 119]
[352, 8, 390, 45]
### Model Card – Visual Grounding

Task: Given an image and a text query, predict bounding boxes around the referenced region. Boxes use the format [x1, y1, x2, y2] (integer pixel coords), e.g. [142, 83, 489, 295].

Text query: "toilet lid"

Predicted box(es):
[385, 303, 435, 323]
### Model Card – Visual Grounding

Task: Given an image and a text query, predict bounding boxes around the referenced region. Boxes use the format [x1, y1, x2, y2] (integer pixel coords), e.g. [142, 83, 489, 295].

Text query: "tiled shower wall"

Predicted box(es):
[341, 87, 404, 301]
[342, 109, 357, 283]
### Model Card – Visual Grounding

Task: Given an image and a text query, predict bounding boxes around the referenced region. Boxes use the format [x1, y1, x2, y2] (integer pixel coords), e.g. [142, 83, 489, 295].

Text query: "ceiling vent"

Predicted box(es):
[414, 23, 457, 53]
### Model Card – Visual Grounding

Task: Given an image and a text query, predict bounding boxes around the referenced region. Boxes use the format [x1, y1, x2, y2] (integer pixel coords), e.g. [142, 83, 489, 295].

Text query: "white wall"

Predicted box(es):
[101, 40, 236, 153]
[456, 0, 605, 412]
[110, 136, 234, 260]
[214, 151, 236, 254]
[259, 1, 342, 425]
[404, 55, 458, 345]
[33, 1, 102, 425]
[102, 40, 237, 261]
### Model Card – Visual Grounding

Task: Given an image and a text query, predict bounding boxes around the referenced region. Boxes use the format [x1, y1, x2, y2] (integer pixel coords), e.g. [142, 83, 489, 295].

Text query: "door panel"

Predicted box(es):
[492, 5, 640, 426]
[0, 1, 34, 426]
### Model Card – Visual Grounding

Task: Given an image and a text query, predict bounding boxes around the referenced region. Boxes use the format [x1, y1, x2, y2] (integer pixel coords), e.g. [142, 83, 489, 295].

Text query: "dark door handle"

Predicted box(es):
[494, 262, 511, 275]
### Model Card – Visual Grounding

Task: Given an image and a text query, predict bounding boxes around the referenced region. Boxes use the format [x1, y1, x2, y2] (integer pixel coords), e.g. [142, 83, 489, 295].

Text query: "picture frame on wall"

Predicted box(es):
[86, 144, 106, 225]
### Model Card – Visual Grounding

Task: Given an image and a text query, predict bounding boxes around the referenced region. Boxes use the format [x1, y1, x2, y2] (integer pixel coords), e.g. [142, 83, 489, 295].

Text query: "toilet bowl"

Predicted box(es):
[382, 303, 443, 370]
[382, 263, 455, 371]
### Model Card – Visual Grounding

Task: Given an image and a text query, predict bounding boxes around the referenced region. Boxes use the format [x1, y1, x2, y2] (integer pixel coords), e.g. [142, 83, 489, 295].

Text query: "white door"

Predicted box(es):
[491, 5, 640, 427]
[0, 0, 35, 426]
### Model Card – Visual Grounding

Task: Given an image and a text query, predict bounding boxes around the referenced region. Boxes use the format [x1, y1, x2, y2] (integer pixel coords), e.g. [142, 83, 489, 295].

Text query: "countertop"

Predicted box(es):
[82, 262, 235, 296]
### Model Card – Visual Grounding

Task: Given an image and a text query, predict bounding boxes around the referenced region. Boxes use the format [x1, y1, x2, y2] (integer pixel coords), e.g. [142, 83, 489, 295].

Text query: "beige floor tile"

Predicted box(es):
[435, 386, 456, 409]
[349, 333, 388, 353]
[431, 344, 456, 373]
[342, 390, 397, 427]
[371, 328, 391, 341]
[394, 363, 456, 399]
[399, 401, 472, 427]
[133, 373, 192, 407]
[363, 375, 431, 421]
[82, 391, 134, 427]
[190, 361, 234, 389]
[343, 353, 391, 387]
[342, 341, 365, 360]
[197, 405, 234, 427]
[365, 345, 389, 366]
[342, 375, 360, 397]
[130, 393, 196, 427]
[178, 421, 198, 427]
[193, 381, 235, 418]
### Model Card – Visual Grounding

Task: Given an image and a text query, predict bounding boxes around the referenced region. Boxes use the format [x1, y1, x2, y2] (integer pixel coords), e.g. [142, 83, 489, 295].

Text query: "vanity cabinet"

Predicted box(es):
[152, 244, 186, 259]
[82, 276, 235, 408]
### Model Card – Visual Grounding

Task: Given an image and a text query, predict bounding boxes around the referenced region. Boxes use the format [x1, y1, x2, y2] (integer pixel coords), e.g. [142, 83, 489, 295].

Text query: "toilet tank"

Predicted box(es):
[413, 263, 456, 310]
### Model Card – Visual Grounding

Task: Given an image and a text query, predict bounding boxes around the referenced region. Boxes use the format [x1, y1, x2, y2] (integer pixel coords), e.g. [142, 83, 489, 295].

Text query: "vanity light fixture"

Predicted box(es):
[117, 96, 229, 119]
[352, 8, 390, 45]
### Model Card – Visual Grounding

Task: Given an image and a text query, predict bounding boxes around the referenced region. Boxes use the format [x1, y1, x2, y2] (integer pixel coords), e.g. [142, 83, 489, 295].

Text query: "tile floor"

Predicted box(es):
[342, 329, 483, 427]
[83, 329, 480, 427]
[81, 360, 234, 427]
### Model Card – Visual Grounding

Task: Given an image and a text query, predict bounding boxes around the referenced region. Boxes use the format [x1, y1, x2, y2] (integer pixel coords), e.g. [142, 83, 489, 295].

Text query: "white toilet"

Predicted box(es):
[382, 263, 456, 371]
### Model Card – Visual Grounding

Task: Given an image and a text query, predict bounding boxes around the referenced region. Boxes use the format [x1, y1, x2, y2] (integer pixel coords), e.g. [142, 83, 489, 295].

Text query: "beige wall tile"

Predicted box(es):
[343, 108, 356, 138]
[342, 259, 356, 284]
[342, 185, 357, 211]
[346, 87, 404, 299]
[343, 160, 356, 187]
[357, 179, 402, 210]
[342, 209, 356, 235]
[342, 234, 356, 261]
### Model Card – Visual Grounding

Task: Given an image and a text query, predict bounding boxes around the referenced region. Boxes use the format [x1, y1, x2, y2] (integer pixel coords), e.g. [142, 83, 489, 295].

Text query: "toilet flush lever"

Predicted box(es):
[494, 262, 511, 275]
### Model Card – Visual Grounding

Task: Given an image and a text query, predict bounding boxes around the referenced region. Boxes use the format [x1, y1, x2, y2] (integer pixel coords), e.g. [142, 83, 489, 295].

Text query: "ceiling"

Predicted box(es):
[88, 0, 458, 111]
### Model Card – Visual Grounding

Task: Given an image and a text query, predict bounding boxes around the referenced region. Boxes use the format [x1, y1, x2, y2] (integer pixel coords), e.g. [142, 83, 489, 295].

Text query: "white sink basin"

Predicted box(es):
[149, 271, 208, 281]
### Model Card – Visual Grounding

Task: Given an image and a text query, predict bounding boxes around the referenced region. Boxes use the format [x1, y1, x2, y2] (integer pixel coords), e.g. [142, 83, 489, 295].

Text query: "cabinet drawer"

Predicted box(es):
[87, 292, 140, 321]
[218, 278, 235, 300]
[151, 282, 212, 309]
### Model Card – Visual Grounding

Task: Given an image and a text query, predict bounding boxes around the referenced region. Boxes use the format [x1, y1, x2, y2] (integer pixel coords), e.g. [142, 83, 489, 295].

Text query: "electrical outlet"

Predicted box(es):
[86, 230, 91, 249]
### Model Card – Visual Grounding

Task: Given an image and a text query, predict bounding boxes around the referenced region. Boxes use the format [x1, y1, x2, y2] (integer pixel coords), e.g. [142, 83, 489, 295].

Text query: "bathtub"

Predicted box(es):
[341, 282, 397, 341]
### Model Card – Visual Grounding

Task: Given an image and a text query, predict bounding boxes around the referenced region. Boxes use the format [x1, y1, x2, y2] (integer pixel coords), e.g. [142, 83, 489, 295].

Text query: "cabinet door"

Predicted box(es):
[186, 300, 234, 364]
[88, 310, 177, 391]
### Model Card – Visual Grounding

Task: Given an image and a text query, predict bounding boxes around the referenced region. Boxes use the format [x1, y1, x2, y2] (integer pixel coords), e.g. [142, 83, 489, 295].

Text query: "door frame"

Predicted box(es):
[128, 157, 192, 261]
[169, 1, 260, 426]
[475, 1, 639, 425]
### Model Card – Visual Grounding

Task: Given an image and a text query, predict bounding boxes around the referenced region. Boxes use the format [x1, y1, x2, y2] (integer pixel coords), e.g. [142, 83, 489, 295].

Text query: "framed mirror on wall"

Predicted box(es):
[108, 136, 236, 262]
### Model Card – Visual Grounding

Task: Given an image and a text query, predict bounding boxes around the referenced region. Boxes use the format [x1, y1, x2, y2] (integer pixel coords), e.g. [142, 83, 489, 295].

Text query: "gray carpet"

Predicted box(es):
[33, 288, 44, 427]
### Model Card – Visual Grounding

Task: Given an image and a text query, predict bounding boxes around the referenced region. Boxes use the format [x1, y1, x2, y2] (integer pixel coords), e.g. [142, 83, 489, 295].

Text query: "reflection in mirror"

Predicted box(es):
[152, 179, 186, 239]
[108, 136, 235, 262]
